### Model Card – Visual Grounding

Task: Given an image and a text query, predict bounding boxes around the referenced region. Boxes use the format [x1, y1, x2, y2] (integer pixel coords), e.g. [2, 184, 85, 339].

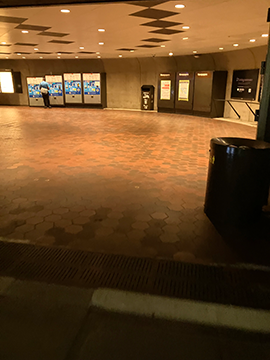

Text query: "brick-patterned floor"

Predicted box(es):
[0, 106, 269, 265]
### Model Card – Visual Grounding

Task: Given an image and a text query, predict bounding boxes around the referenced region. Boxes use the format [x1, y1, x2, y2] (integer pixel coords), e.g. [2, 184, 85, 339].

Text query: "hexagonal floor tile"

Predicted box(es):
[160, 233, 180, 243]
[26, 217, 43, 225]
[45, 214, 61, 222]
[53, 207, 69, 215]
[131, 221, 149, 230]
[73, 217, 90, 225]
[151, 212, 168, 220]
[65, 224, 83, 234]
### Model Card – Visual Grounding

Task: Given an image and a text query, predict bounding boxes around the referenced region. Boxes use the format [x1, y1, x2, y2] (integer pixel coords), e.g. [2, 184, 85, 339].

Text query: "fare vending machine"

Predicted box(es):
[45, 75, 64, 106]
[157, 73, 175, 113]
[63, 73, 82, 103]
[27, 77, 44, 107]
[83, 73, 101, 104]
[175, 72, 195, 114]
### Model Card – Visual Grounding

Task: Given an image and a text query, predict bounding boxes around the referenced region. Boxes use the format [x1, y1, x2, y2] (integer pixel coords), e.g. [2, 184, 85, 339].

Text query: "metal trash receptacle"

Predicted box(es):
[204, 137, 270, 225]
[141, 85, 154, 110]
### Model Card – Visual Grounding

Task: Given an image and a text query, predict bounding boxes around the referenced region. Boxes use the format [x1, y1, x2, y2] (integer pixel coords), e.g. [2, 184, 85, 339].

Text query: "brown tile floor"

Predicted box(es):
[0, 106, 269, 266]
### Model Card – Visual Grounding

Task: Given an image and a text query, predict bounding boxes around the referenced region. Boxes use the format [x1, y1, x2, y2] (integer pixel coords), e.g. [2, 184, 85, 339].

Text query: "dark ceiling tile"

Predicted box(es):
[15, 24, 51, 31]
[14, 52, 30, 54]
[55, 51, 73, 54]
[36, 51, 52, 54]
[78, 51, 95, 54]
[0, 44, 11, 47]
[141, 20, 182, 28]
[142, 37, 169, 43]
[130, 1, 168, 7]
[48, 40, 74, 44]
[15, 42, 38, 46]
[0, 16, 27, 24]
[136, 45, 159, 48]
[117, 48, 136, 51]
[38, 31, 69, 37]
[150, 28, 184, 35]
[130, 8, 178, 19]
[0, 52, 11, 55]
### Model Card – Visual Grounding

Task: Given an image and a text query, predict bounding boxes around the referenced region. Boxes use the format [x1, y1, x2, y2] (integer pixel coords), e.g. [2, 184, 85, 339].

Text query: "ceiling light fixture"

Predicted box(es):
[119, 55, 122, 57]
[1, 42, 6, 44]
[17, 53, 21, 55]
[98, 29, 105, 32]
[175, 4, 185, 8]
[183, 37, 188, 40]
[262, 34, 268, 37]
[22, 56, 25, 59]
[99, 42, 104, 45]
[219, 47, 224, 50]
[233, 43, 239, 47]
[250, 39, 256, 42]
[75, 56, 78, 58]
[40, 56, 43, 58]
[130, 50, 134, 52]
[61, 9, 70, 13]
[34, 48, 38, 50]
[57, 52, 61, 55]
[161, 45, 165, 47]
[169, 52, 173, 56]
[22, 30, 29, 34]
[57, 56, 60, 58]
[79, 46, 84, 49]
[97, 55, 101, 58]
[182, 26, 190, 29]
[193, 50, 197, 53]
[6, 56, 8, 59]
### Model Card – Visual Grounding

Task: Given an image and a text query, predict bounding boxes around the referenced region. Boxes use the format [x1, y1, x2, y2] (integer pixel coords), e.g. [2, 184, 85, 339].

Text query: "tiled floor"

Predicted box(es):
[0, 106, 269, 265]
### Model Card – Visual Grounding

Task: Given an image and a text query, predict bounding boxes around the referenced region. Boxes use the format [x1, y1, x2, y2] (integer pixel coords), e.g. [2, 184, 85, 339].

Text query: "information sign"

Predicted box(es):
[160, 80, 171, 100]
[64, 73, 81, 96]
[83, 73, 100, 95]
[27, 77, 43, 98]
[178, 80, 189, 101]
[46, 75, 63, 97]
[231, 69, 259, 100]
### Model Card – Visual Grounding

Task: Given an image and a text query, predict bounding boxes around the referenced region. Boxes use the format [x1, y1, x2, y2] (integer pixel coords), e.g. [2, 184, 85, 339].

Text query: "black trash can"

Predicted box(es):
[141, 85, 154, 110]
[204, 137, 270, 225]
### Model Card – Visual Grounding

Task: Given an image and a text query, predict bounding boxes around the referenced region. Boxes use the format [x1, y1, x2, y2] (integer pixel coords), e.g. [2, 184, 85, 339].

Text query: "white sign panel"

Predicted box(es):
[178, 80, 190, 101]
[160, 80, 171, 100]
[83, 73, 100, 81]
[46, 75, 62, 83]
[0, 72, 14, 93]
[63, 73, 81, 81]
[27, 77, 43, 85]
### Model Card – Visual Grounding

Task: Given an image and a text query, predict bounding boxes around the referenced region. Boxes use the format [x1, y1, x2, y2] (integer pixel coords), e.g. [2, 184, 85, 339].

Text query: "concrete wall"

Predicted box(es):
[0, 45, 267, 122]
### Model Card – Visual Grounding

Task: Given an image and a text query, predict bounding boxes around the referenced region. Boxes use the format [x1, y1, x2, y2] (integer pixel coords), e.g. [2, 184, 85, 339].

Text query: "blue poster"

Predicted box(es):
[28, 84, 42, 98]
[50, 82, 63, 97]
[84, 80, 100, 95]
[65, 80, 81, 95]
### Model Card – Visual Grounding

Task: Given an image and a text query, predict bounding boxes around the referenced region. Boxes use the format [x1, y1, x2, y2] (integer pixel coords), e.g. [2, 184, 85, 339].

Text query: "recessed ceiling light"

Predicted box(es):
[250, 39, 256, 42]
[5, 56, 8, 59]
[22, 56, 25, 59]
[40, 56, 43, 58]
[98, 29, 105, 32]
[34, 48, 38, 51]
[183, 37, 188, 40]
[175, 4, 185, 8]
[130, 50, 135, 52]
[97, 56, 101, 58]
[262, 34, 268, 37]
[219, 47, 224, 50]
[99, 42, 104, 45]
[79, 46, 84, 49]
[22, 30, 29, 34]
[17, 53, 21, 55]
[193, 50, 197, 53]
[61, 9, 70, 13]
[169, 52, 173, 56]
[119, 55, 122, 57]
[182, 26, 190, 29]
[233, 43, 239, 47]
[57, 52, 61, 55]
[1, 42, 6, 44]
[96, 52, 100, 54]
[161, 45, 165, 47]
[57, 56, 60, 58]
[75, 56, 78, 58]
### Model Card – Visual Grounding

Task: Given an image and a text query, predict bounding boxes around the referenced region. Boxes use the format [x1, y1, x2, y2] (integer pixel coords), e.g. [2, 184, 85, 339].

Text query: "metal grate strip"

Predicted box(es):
[0, 241, 270, 310]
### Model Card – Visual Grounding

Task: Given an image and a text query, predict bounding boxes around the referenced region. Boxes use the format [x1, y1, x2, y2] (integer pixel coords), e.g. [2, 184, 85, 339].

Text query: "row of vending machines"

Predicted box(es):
[27, 73, 106, 107]
[157, 71, 228, 118]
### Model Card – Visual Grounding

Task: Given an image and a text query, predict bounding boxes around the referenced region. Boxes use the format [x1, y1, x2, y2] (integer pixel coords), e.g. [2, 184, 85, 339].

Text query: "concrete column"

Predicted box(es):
[257, 9, 270, 142]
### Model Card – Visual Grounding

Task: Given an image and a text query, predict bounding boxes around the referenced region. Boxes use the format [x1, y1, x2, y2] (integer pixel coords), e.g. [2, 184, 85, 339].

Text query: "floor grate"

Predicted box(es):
[0, 241, 270, 309]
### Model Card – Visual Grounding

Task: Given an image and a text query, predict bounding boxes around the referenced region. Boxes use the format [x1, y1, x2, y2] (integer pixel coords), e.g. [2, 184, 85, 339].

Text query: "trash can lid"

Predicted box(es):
[211, 137, 270, 150]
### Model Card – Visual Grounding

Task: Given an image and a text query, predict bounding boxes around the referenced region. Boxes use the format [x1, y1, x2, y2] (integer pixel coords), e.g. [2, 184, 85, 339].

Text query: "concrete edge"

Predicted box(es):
[92, 288, 270, 334]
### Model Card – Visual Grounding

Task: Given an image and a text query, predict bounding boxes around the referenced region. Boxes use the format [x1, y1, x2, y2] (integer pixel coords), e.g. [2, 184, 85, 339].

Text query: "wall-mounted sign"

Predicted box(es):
[231, 69, 259, 100]
[196, 72, 211, 77]
[0, 71, 14, 93]
[160, 80, 171, 100]
[83, 73, 100, 95]
[64, 73, 81, 95]
[27, 77, 43, 98]
[46, 75, 63, 97]
[178, 80, 189, 101]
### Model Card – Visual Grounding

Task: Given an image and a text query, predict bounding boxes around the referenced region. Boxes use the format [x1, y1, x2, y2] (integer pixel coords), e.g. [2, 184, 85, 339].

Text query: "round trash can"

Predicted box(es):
[204, 137, 270, 225]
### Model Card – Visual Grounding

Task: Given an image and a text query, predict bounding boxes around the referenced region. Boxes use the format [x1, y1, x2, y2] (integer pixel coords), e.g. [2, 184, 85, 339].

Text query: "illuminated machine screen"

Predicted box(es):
[0, 71, 14, 93]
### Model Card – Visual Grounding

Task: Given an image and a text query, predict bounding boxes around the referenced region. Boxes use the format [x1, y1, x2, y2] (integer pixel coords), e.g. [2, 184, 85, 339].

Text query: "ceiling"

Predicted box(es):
[0, 0, 269, 60]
